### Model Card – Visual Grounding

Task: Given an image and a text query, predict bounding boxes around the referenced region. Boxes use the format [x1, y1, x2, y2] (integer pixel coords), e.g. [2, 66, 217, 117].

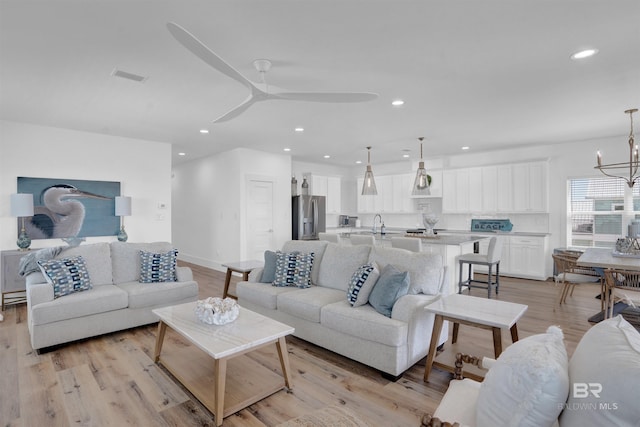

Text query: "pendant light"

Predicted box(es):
[411, 137, 431, 196]
[361, 146, 378, 195]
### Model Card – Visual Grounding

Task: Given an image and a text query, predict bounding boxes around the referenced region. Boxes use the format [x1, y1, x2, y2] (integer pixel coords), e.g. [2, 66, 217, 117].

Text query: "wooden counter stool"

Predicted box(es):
[458, 236, 502, 298]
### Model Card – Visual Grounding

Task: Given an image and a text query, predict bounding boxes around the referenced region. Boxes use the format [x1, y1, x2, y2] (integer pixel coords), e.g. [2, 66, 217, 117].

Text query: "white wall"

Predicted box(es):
[172, 147, 291, 270]
[0, 121, 172, 250]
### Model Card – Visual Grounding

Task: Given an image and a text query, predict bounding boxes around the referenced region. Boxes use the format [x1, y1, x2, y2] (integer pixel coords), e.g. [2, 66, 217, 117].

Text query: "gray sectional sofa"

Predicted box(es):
[237, 240, 450, 378]
[24, 241, 199, 351]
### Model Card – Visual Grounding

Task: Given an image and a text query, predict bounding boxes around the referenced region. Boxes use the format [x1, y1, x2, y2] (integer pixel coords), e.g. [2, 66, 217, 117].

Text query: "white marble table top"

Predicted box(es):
[153, 303, 294, 359]
[577, 248, 640, 271]
[425, 294, 528, 329]
[222, 260, 264, 272]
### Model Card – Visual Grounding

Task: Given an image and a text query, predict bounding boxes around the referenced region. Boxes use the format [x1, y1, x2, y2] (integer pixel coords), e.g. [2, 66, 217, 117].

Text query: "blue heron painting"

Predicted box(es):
[17, 177, 120, 240]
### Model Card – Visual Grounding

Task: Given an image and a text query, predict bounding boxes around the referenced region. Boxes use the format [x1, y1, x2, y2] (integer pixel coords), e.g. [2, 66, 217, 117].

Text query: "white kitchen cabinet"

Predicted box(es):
[377, 175, 394, 213]
[442, 170, 456, 213]
[508, 235, 548, 280]
[496, 165, 513, 212]
[481, 166, 498, 212]
[512, 161, 548, 212]
[442, 169, 470, 213]
[468, 167, 483, 212]
[392, 174, 415, 213]
[357, 177, 376, 213]
[308, 174, 341, 214]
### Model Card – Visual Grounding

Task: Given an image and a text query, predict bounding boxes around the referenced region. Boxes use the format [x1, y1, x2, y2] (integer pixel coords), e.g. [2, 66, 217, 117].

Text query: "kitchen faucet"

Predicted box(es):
[372, 214, 382, 234]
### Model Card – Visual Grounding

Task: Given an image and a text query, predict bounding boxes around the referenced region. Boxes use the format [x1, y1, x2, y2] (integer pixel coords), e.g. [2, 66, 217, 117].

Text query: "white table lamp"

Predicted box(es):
[10, 193, 34, 251]
[115, 196, 131, 242]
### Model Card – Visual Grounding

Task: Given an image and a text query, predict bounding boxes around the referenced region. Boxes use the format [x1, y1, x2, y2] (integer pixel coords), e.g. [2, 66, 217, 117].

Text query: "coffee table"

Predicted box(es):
[423, 293, 528, 381]
[152, 302, 294, 426]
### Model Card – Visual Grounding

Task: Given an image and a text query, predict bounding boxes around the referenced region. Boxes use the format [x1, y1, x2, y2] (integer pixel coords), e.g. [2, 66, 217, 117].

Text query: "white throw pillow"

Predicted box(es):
[559, 315, 640, 427]
[476, 325, 569, 427]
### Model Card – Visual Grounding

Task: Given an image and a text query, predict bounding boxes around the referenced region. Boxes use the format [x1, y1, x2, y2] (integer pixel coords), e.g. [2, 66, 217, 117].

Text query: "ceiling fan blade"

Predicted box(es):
[213, 94, 259, 123]
[275, 91, 378, 103]
[167, 22, 255, 91]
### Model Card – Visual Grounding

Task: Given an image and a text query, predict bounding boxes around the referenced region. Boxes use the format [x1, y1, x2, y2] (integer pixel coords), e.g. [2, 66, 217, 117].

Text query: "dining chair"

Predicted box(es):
[390, 236, 422, 252]
[552, 252, 601, 305]
[350, 235, 375, 246]
[603, 268, 640, 319]
[318, 232, 340, 244]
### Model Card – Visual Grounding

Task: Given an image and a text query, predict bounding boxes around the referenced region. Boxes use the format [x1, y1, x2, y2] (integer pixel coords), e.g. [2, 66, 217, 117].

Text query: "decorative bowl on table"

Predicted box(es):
[195, 297, 240, 325]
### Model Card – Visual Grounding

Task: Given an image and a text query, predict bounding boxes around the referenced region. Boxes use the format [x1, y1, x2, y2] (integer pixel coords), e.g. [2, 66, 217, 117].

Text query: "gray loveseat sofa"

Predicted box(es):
[24, 241, 199, 351]
[237, 240, 449, 378]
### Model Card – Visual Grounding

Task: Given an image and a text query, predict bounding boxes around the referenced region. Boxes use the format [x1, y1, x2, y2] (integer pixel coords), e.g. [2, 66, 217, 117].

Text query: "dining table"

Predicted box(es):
[577, 247, 640, 271]
[577, 247, 640, 322]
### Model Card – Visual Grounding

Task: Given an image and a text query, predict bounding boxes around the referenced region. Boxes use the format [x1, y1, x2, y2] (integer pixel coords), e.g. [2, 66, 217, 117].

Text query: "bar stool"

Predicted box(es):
[458, 237, 502, 298]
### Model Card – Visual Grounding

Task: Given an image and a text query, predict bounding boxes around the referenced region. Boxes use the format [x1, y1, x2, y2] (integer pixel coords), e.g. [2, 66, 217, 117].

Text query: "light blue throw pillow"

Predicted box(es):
[368, 264, 410, 317]
[260, 250, 277, 283]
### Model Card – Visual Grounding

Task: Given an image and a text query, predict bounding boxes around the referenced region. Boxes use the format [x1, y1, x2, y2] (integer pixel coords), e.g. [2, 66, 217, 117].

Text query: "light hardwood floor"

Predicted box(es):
[0, 262, 603, 427]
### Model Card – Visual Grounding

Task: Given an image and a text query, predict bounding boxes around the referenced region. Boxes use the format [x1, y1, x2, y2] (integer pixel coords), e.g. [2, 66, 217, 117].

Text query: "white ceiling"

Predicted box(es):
[1, 0, 639, 167]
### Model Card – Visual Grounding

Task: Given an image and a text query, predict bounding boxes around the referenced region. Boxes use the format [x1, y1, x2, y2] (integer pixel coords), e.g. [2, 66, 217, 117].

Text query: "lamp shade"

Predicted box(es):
[411, 161, 431, 196]
[361, 146, 378, 196]
[115, 196, 132, 216]
[10, 193, 34, 217]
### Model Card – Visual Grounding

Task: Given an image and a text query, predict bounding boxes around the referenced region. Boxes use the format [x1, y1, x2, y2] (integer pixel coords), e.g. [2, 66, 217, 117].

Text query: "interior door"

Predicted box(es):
[246, 179, 275, 261]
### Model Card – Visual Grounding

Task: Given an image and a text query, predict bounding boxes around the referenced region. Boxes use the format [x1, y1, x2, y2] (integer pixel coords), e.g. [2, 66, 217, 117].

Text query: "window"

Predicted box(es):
[568, 177, 640, 248]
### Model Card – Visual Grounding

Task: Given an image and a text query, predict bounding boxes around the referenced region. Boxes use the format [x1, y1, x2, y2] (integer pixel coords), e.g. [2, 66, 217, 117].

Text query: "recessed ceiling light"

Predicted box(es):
[355, 160, 362, 164]
[391, 99, 404, 107]
[571, 48, 598, 60]
[402, 153, 410, 158]
[283, 148, 291, 152]
[199, 129, 209, 134]
[178, 152, 186, 156]
[295, 127, 304, 132]
[461, 146, 470, 150]
[324, 155, 331, 159]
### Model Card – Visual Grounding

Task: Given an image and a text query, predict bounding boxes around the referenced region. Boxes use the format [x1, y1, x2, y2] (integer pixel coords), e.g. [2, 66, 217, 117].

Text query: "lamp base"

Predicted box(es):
[16, 230, 31, 251]
[117, 227, 128, 242]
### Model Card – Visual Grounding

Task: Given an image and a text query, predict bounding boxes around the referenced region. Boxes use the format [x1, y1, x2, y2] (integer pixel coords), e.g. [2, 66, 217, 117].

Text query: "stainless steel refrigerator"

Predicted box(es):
[292, 195, 326, 240]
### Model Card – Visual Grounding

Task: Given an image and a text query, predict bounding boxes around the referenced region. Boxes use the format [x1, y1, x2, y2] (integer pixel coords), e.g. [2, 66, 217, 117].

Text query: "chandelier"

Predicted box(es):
[596, 108, 638, 188]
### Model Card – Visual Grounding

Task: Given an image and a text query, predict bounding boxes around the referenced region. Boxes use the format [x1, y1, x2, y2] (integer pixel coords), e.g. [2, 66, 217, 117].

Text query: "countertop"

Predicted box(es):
[329, 228, 489, 246]
[327, 226, 549, 238]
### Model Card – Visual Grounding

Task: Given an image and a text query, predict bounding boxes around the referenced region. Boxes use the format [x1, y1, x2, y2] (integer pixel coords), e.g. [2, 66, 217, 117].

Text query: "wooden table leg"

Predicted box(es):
[153, 321, 167, 362]
[452, 322, 459, 344]
[276, 337, 293, 389]
[223, 268, 233, 299]
[213, 357, 227, 427]
[510, 324, 519, 343]
[424, 314, 444, 382]
[492, 327, 503, 358]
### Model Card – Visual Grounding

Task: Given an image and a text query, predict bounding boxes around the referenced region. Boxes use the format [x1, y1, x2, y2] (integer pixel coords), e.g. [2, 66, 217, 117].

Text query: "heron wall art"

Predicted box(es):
[17, 177, 120, 240]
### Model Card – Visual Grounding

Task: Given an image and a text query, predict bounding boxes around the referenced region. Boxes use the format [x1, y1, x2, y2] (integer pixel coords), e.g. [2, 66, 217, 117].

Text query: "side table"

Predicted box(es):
[222, 260, 264, 299]
[1, 249, 28, 311]
[423, 293, 528, 381]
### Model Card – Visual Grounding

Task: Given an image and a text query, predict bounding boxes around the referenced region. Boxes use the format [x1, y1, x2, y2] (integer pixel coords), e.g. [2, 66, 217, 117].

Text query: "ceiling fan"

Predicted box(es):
[167, 22, 379, 123]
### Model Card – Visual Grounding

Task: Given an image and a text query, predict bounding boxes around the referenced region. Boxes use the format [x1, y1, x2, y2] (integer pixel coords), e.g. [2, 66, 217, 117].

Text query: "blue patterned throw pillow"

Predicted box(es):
[37, 256, 92, 298]
[346, 263, 380, 307]
[272, 251, 314, 288]
[139, 249, 178, 283]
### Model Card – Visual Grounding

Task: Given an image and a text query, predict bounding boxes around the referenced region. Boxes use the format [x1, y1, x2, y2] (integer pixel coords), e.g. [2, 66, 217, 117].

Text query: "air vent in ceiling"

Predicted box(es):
[111, 68, 148, 83]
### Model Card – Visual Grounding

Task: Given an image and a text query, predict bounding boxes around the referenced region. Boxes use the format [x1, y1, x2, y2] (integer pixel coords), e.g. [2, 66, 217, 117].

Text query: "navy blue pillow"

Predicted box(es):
[368, 264, 410, 317]
[260, 250, 277, 283]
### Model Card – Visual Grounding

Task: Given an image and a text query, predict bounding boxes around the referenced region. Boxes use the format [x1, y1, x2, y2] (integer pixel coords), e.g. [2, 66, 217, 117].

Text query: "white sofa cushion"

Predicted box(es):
[282, 240, 328, 285]
[61, 242, 113, 286]
[321, 301, 408, 347]
[110, 242, 175, 284]
[277, 287, 345, 323]
[30, 285, 128, 326]
[317, 243, 371, 291]
[367, 246, 444, 295]
[236, 281, 298, 310]
[476, 325, 569, 427]
[117, 280, 198, 309]
[560, 315, 640, 427]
